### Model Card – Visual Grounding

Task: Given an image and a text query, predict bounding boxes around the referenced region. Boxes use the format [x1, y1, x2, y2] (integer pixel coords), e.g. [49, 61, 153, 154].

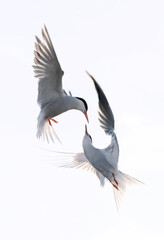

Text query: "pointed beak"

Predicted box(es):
[84, 111, 89, 123]
[85, 124, 88, 135]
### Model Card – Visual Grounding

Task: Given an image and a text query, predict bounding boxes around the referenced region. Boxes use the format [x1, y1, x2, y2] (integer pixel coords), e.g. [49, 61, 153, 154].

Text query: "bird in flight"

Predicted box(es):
[63, 72, 141, 209]
[33, 26, 89, 142]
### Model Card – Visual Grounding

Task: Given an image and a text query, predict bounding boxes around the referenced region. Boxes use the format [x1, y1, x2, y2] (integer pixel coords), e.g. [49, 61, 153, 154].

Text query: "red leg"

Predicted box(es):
[113, 184, 119, 190]
[109, 179, 119, 191]
[50, 118, 58, 123]
[47, 118, 58, 126]
[112, 173, 118, 185]
[47, 118, 52, 126]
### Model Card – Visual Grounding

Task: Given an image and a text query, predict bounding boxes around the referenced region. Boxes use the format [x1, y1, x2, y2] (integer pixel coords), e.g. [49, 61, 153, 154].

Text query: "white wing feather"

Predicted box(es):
[33, 25, 64, 107]
[62, 152, 105, 186]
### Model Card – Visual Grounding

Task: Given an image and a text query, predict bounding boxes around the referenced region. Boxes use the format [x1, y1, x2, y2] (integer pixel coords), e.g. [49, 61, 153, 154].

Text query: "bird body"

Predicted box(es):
[33, 26, 88, 142]
[63, 72, 141, 209]
[37, 96, 88, 141]
[38, 95, 86, 120]
[82, 134, 116, 180]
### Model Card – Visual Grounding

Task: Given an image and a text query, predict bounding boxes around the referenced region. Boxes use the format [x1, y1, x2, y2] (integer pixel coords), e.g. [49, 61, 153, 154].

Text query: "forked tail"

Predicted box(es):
[111, 171, 142, 210]
[37, 116, 61, 143]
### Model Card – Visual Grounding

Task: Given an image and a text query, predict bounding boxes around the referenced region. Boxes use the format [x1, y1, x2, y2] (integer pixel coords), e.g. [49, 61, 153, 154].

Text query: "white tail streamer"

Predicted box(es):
[37, 118, 61, 143]
[112, 171, 142, 210]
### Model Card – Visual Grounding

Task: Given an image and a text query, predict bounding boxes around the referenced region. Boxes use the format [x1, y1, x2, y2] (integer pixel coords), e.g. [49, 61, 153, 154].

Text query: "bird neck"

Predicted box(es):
[71, 97, 84, 112]
[82, 135, 98, 163]
[83, 135, 93, 152]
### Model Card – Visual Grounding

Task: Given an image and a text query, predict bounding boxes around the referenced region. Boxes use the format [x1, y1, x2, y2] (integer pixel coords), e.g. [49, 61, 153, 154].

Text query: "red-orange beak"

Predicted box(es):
[84, 111, 89, 123]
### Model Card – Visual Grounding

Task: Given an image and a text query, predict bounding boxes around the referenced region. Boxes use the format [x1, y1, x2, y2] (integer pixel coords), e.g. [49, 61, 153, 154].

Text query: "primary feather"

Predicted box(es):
[33, 25, 64, 108]
[60, 152, 105, 187]
[86, 71, 114, 134]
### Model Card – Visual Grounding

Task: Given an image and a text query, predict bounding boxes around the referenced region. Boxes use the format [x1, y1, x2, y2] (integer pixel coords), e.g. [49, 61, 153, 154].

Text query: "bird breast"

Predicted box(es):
[83, 137, 116, 178]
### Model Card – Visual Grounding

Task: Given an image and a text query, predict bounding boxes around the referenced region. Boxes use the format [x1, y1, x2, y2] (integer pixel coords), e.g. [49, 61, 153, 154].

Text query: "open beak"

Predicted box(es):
[84, 111, 89, 123]
[85, 125, 88, 135]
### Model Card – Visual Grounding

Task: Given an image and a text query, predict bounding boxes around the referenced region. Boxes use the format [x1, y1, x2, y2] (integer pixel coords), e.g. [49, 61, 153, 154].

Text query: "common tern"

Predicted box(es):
[63, 72, 141, 209]
[33, 26, 89, 142]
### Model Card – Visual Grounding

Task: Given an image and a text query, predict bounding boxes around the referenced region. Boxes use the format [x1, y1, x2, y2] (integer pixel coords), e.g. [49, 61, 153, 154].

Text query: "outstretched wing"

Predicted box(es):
[62, 152, 105, 186]
[86, 72, 119, 166]
[33, 25, 64, 107]
[86, 72, 114, 135]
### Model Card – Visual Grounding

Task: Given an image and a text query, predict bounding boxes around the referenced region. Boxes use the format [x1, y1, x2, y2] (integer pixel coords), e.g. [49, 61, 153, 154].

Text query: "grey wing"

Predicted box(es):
[33, 25, 64, 107]
[62, 152, 105, 186]
[86, 72, 114, 135]
[102, 132, 119, 167]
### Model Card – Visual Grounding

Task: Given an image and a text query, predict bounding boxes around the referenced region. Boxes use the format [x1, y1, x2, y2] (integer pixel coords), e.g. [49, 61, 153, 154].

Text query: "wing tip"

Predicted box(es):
[35, 35, 41, 44]
[86, 70, 95, 83]
[44, 24, 48, 34]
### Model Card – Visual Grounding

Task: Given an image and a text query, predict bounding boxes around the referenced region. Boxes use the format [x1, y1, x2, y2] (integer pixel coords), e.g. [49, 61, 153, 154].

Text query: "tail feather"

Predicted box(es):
[112, 171, 142, 210]
[37, 118, 61, 143]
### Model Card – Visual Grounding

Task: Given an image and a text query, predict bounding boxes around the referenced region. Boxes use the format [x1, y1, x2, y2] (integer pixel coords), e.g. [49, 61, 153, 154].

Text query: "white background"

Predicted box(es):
[0, 0, 164, 239]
